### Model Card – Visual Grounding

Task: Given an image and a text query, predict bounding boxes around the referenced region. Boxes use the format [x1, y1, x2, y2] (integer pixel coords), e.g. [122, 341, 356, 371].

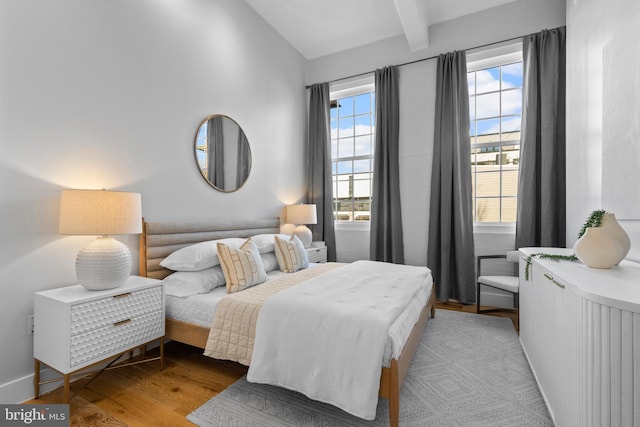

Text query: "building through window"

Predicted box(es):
[467, 44, 523, 223]
[330, 77, 375, 222]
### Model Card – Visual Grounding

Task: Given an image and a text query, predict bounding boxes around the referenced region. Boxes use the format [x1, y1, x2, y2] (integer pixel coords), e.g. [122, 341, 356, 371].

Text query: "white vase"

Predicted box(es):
[573, 226, 626, 269]
[600, 213, 631, 262]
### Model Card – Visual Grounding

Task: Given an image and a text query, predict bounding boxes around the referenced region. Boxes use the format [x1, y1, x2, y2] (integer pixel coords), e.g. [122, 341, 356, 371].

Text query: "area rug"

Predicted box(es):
[187, 310, 552, 426]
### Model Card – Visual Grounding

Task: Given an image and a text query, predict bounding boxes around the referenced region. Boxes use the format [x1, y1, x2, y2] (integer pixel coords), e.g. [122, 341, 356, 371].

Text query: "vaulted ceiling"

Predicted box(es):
[244, 0, 519, 59]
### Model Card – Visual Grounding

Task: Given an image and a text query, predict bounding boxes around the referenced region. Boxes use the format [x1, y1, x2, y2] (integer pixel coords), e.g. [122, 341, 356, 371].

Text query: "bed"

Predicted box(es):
[139, 218, 435, 427]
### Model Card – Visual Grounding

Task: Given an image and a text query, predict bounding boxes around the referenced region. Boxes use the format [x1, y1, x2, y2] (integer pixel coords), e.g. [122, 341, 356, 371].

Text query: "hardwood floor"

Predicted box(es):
[26, 347, 248, 426]
[25, 303, 518, 426]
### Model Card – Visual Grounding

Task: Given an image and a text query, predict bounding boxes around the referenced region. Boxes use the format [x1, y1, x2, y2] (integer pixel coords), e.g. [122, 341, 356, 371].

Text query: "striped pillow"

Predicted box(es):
[217, 239, 267, 293]
[274, 235, 309, 273]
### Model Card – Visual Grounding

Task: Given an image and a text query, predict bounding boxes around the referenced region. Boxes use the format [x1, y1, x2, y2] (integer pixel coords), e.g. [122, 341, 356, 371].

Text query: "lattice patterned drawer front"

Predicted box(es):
[70, 286, 163, 335]
[306, 246, 327, 263]
[69, 310, 164, 368]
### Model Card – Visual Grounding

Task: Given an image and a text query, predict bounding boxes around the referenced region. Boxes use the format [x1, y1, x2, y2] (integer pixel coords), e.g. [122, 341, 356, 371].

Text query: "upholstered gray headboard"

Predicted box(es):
[139, 218, 281, 280]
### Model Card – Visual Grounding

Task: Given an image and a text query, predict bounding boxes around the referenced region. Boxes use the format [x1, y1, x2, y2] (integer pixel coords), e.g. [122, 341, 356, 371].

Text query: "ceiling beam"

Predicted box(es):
[393, 0, 429, 52]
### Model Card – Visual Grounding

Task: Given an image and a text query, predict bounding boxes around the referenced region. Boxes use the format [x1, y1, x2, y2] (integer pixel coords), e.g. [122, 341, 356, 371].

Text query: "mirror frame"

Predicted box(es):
[194, 114, 252, 193]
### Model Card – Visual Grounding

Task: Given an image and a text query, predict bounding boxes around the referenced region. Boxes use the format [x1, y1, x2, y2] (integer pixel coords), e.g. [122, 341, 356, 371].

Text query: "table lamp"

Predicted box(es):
[59, 189, 142, 290]
[286, 204, 317, 248]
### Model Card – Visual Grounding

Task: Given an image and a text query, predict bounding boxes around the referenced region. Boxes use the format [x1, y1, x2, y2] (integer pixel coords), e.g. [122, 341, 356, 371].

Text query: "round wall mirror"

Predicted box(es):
[194, 115, 251, 192]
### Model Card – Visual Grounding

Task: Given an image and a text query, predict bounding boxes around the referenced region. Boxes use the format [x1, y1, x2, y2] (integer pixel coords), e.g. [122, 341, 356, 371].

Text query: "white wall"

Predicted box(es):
[308, 0, 565, 308]
[566, 0, 640, 262]
[0, 0, 306, 402]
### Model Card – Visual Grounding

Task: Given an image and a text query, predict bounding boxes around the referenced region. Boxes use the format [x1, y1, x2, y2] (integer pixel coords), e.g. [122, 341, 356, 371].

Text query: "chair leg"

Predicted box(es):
[476, 283, 481, 313]
[514, 293, 519, 309]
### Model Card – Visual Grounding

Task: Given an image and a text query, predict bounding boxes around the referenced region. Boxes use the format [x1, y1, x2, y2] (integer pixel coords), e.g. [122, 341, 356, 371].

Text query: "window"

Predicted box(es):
[467, 44, 523, 223]
[330, 77, 375, 222]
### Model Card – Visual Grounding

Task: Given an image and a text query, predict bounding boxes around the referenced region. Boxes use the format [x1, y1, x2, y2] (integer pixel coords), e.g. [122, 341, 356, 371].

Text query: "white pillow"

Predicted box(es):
[217, 238, 267, 293]
[160, 238, 245, 271]
[250, 233, 292, 254]
[274, 235, 309, 273]
[261, 252, 279, 272]
[162, 267, 226, 297]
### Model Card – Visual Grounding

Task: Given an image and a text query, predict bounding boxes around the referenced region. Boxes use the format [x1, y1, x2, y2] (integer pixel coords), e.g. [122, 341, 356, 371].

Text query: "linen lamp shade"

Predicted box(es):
[286, 204, 317, 248]
[59, 189, 142, 290]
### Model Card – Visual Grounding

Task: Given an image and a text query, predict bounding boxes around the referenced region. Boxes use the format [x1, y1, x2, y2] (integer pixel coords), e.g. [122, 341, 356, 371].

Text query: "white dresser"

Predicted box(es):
[519, 248, 640, 427]
[34, 276, 165, 402]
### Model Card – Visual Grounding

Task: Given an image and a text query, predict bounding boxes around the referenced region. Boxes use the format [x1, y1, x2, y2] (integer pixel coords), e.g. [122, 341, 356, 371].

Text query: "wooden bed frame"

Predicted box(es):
[140, 218, 436, 427]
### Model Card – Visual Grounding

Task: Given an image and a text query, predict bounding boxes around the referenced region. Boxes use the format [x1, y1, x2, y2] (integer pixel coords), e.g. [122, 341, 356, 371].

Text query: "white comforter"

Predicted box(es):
[246, 260, 431, 420]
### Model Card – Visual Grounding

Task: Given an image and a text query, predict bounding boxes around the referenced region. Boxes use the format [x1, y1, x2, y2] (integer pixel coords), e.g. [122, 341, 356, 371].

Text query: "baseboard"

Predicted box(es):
[0, 366, 59, 404]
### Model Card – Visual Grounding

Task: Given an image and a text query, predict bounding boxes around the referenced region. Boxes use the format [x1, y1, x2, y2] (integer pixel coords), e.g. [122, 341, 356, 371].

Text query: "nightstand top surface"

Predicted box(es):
[35, 276, 161, 302]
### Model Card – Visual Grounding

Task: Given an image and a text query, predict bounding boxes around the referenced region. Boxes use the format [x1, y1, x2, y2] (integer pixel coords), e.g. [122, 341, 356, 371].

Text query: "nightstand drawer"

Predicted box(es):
[70, 286, 163, 335]
[70, 310, 164, 368]
[306, 245, 327, 263]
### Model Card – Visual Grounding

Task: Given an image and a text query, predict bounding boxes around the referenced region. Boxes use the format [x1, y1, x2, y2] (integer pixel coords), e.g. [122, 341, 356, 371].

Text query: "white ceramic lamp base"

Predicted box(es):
[76, 236, 132, 290]
[293, 225, 313, 248]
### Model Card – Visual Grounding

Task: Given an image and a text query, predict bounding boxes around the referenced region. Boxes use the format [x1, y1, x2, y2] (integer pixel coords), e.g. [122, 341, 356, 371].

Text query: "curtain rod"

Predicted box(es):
[305, 34, 525, 89]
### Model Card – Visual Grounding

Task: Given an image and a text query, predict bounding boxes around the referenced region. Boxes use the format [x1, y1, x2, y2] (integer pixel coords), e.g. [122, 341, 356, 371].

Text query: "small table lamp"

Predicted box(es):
[59, 189, 142, 291]
[286, 204, 317, 248]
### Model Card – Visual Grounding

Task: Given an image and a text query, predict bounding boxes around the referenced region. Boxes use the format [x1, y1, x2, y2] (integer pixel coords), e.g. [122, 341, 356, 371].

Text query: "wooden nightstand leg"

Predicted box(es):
[63, 374, 70, 403]
[160, 338, 164, 371]
[34, 359, 41, 399]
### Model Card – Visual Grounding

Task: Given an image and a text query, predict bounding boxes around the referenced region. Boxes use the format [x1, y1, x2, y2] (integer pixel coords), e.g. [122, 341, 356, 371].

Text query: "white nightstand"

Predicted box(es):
[306, 243, 327, 263]
[33, 276, 165, 403]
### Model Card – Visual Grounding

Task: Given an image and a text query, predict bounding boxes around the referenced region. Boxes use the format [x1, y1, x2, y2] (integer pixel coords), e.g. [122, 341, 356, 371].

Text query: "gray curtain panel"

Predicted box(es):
[370, 66, 404, 263]
[306, 83, 337, 262]
[427, 51, 476, 303]
[236, 129, 250, 189]
[207, 116, 225, 189]
[516, 27, 566, 249]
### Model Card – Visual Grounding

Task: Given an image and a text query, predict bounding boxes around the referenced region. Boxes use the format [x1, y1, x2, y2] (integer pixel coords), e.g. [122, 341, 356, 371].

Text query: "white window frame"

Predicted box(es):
[467, 42, 523, 230]
[330, 75, 375, 229]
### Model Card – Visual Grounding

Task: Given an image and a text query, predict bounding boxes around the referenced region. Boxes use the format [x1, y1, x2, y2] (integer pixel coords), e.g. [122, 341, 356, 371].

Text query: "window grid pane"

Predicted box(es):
[468, 57, 523, 223]
[331, 89, 375, 222]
